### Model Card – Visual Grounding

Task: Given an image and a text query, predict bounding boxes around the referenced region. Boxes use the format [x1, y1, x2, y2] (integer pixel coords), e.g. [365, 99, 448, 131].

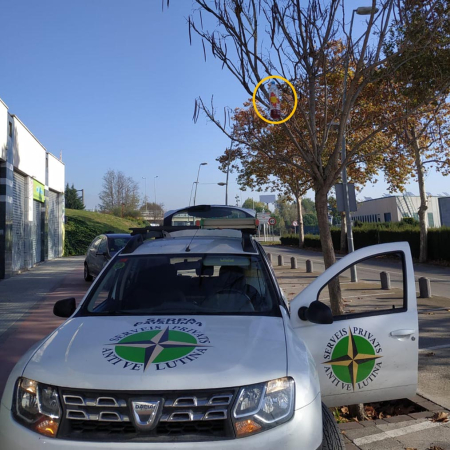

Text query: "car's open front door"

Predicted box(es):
[290, 242, 418, 407]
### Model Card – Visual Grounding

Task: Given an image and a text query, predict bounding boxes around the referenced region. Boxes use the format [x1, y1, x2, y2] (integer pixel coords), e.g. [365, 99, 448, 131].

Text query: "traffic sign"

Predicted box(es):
[268, 217, 276, 225]
[292, 221, 298, 227]
[257, 212, 271, 224]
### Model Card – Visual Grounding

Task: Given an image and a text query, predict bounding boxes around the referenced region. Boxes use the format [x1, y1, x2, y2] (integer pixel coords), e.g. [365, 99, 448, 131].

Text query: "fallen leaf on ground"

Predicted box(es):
[405, 447, 417, 450]
[341, 406, 349, 414]
[365, 405, 376, 418]
[425, 352, 436, 357]
[428, 446, 444, 450]
[430, 412, 449, 422]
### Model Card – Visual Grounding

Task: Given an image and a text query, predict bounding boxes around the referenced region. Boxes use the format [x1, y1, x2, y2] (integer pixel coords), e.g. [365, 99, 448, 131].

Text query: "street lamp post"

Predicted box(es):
[193, 163, 207, 206]
[75, 189, 84, 207]
[225, 139, 233, 206]
[190, 182, 226, 206]
[142, 177, 147, 214]
[342, 5, 378, 283]
[154, 176, 158, 205]
[189, 182, 196, 207]
[153, 176, 159, 219]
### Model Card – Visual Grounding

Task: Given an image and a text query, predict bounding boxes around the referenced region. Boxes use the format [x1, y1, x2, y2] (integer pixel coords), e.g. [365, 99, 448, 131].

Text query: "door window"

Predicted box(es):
[97, 238, 108, 254]
[317, 252, 406, 319]
[89, 237, 102, 252]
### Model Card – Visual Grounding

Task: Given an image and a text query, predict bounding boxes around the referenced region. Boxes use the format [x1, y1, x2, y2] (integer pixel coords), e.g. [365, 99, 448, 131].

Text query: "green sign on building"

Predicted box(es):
[33, 180, 45, 203]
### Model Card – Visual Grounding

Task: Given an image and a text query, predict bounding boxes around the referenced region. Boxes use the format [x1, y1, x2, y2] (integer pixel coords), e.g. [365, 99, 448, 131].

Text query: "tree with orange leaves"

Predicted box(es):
[183, 0, 450, 315]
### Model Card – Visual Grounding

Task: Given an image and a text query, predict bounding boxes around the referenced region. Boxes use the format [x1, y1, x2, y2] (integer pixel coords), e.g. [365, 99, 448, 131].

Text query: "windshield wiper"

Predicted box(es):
[89, 310, 138, 316]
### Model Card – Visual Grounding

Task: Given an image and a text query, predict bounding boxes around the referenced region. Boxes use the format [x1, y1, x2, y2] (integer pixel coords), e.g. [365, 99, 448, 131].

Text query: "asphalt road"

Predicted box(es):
[268, 245, 450, 299]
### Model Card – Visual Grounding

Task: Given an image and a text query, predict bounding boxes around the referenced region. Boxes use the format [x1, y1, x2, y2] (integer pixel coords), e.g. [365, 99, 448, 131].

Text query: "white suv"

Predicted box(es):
[0, 206, 418, 449]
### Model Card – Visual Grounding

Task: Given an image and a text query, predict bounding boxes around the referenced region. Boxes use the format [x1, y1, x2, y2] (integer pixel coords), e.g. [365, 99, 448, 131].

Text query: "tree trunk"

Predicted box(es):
[315, 188, 344, 316]
[349, 403, 367, 421]
[296, 196, 304, 248]
[340, 212, 347, 253]
[413, 138, 428, 263]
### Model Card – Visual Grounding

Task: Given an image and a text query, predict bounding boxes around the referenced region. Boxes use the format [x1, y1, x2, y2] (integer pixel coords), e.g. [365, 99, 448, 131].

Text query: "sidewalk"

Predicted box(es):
[340, 402, 450, 450]
[0, 257, 85, 339]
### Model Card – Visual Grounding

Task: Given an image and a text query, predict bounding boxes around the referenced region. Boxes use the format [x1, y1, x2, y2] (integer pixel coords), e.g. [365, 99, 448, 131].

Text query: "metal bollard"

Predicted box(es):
[419, 277, 431, 298]
[291, 257, 298, 269]
[380, 272, 391, 290]
[306, 260, 313, 273]
[278, 255, 284, 266]
[267, 253, 272, 264]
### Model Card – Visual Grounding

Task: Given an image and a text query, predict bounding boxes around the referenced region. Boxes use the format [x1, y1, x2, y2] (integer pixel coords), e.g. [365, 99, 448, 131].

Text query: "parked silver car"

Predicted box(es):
[84, 233, 131, 281]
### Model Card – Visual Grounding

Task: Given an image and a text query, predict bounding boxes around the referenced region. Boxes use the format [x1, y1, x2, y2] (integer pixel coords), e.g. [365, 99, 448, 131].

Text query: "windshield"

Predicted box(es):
[168, 207, 253, 227]
[81, 254, 279, 316]
[107, 237, 131, 255]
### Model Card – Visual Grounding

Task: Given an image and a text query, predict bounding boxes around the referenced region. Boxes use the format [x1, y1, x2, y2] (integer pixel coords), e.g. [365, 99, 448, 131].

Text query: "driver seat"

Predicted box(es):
[201, 266, 255, 312]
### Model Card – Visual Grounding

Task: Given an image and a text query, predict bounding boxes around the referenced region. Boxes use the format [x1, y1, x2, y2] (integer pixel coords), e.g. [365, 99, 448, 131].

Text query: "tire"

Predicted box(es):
[84, 263, 93, 282]
[321, 403, 346, 450]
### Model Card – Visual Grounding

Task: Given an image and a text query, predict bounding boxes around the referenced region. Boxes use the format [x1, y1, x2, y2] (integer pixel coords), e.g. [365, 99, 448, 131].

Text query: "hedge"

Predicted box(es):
[281, 227, 450, 262]
[280, 234, 321, 248]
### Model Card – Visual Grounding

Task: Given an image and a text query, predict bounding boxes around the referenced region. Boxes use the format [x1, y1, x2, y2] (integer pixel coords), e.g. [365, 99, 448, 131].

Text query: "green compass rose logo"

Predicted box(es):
[323, 327, 383, 390]
[105, 327, 210, 372]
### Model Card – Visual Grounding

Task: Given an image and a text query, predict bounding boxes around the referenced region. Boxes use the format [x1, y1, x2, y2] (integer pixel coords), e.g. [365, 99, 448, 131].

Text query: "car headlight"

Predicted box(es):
[13, 377, 61, 438]
[232, 377, 294, 438]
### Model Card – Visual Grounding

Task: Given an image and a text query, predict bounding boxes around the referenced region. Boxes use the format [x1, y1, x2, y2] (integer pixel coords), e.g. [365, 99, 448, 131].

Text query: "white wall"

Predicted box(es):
[427, 196, 441, 227]
[354, 197, 399, 222]
[0, 99, 8, 161]
[354, 196, 441, 226]
[47, 152, 65, 193]
[12, 116, 46, 184]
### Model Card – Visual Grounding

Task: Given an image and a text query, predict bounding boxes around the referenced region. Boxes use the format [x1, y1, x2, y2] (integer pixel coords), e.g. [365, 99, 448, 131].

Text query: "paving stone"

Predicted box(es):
[359, 420, 377, 427]
[345, 443, 361, 450]
[409, 394, 426, 403]
[376, 418, 428, 433]
[342, 426, 382, 441]
[371, 419, 388, 425]
[339, 422, 364, 430]
[383, 415, 415, 423]
[415, 400, 438, 409]
[408, 411, 435, 419]
[358, 438, 406, 450]
[428, 404, 448, 412]
[395, 422, 450, 450]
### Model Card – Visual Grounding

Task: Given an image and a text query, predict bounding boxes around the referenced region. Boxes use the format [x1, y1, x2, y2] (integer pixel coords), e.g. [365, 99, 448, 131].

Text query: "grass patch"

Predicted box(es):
[64, 209, 146, 256]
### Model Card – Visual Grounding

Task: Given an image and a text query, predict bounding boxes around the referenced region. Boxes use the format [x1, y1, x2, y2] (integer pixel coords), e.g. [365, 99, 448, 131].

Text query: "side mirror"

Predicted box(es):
[96, 251, 108, 257]
[53, 298, 77, 318]
[298, 300, 333, 324]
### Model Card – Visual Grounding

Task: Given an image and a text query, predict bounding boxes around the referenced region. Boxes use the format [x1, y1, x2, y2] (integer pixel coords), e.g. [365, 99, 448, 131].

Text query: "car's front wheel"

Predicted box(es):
[321, 403, 346, 450]
[84, 263, 93, 282]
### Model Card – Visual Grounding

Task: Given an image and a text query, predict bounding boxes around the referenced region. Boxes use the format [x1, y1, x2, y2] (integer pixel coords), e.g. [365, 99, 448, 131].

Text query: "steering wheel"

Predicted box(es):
[205, 289, 255, 312]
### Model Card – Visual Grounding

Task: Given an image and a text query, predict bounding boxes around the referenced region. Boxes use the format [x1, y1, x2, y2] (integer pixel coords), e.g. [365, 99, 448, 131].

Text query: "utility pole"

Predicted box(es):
[142, 177, 147, 214]
[340, 6, 378, 282]
[193, 163, 207, 206]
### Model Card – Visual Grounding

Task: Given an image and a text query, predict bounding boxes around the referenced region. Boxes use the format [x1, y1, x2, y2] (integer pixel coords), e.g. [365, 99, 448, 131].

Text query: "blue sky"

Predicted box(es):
[1, 0, 448, 211]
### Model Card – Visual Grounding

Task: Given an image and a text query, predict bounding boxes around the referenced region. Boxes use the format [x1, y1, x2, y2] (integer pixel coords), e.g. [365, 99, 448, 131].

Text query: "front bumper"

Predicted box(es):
[0, 394, 322, 450]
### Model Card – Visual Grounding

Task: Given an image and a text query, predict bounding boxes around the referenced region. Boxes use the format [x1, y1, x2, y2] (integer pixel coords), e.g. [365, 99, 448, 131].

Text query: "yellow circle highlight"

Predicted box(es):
[252, 75, 298, 124]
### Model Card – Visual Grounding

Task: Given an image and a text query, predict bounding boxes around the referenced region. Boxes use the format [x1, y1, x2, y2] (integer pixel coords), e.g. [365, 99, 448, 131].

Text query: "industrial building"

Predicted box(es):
[0, 98, 65, 279]
[353, 194, 450, 227]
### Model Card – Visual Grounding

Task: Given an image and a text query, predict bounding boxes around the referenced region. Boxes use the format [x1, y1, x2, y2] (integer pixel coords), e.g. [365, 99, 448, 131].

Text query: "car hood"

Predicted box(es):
[23, 315, 287, 391]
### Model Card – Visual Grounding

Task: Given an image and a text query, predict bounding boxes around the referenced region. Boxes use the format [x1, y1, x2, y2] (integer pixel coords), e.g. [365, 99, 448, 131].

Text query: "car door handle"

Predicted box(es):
[390, 329, 415, 339]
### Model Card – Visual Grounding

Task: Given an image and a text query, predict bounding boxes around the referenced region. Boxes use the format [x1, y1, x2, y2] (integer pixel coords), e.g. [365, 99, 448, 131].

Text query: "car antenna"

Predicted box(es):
[185, 227, 201, 253]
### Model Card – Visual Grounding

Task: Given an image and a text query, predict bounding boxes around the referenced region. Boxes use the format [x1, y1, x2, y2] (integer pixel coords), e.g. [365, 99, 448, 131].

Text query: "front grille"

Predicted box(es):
[58, 388, 238, 442]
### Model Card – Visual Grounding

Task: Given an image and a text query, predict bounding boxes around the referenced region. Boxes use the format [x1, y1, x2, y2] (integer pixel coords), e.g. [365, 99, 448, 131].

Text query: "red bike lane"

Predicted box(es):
[0, 264, 89, 397]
